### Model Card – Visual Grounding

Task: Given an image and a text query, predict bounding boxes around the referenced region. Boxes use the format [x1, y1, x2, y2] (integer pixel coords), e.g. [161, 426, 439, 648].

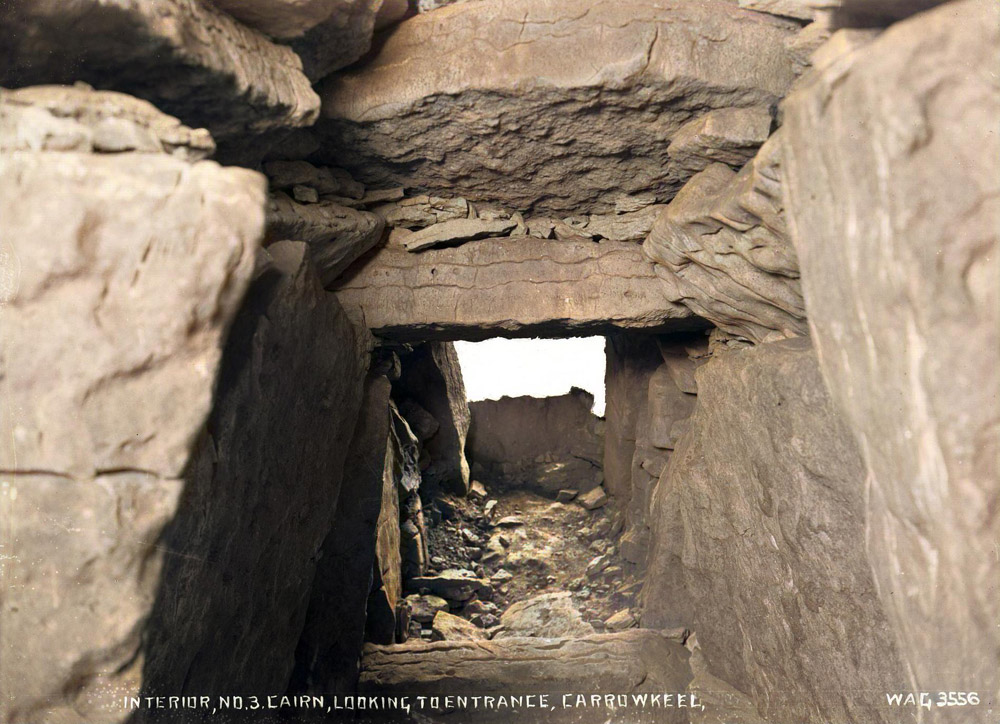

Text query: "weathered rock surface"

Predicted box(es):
[395, 343, 471, 494]
[468, 389, 603, 494]
[0, 88, 262, 724]
[494, 592, 593, 639]
[603, 335, 663, 502]
[643, 338, 910, 723]
[0, 0, 319, 140]
[209, 0, 362, 40]
[0, 474, 183, 724]
[0, 96, 262, 481]
[566, 205, 668, 243]
[366, 405, 412, 644]
[333, 238, 699, 341]
[0, 85, 215, 160]
[290, 372, 393, 694]
[644, 132, 807, 343]
[782, 0, 1000, 703]
[266, 192, 386, 285]
[359, 630, 693, 722]
[318, 0, 797, 215]
[372, 195, 469, 229]
[620, 342, 700, 567]
[140, 242, 372, 699]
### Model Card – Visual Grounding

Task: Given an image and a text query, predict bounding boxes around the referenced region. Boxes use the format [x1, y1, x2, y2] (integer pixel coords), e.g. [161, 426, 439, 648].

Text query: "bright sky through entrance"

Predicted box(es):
[454, 337, 607, 417]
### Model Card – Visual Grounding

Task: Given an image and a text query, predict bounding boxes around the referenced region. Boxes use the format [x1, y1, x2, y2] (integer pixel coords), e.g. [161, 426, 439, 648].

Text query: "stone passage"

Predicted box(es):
[2, 1, 997, 723]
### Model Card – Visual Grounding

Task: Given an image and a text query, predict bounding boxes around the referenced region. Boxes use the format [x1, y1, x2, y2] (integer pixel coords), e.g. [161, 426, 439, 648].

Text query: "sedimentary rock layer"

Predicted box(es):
[643, 338, 910, 723]
[332, 238, 699, 340]
[266, 192, 386, 285]
[644, 132, 806, 343]
[782, 0, 1000, 702]
[0, 0, 319, 139]
[318, 0, 797, 214]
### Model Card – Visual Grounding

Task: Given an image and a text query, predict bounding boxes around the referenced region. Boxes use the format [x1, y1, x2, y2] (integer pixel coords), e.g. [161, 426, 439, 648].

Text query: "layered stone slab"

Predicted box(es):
[318, 0, 797, 215]
[0, 0, 319, 139]
[332, 238, 700, 340]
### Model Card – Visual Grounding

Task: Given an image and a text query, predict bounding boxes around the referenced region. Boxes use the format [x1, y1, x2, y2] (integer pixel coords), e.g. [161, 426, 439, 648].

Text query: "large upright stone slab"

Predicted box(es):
[0, 87, 262, 481]
[782, 0, 1000, 705]
[643, 338, 910, 723]
[0, 0, 319, 139]
[332, 238, 699, 340]
[603, 335, 663, 502]
[318, 0, 797, 215]
[291, 373, 393, 694]
[394, 343, 471, 494]
[139, 242, 372, 700]
[0, 88, 263, 724]
[468, 389, 604, 494]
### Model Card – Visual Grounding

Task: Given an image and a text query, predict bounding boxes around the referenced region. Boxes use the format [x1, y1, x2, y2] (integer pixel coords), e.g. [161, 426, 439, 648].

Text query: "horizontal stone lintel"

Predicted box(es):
[332, 238, 704, 341]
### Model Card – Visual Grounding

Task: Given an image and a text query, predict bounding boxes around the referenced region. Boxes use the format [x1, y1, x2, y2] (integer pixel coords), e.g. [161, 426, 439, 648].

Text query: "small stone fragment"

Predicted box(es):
[469, 481, 488, 501]
[556, 489, 578, 502]
[604, 608, 637, 631]
[264, 160, 364, 199]
[403, 217, 517, 252]
[586, 554, 611, 578]
[495, 515, 525, 528]
[431, 611, 488, 641]
[292, 184, 319, 203]
[578, 486, 609, 511]
[405, 594, 450, 624]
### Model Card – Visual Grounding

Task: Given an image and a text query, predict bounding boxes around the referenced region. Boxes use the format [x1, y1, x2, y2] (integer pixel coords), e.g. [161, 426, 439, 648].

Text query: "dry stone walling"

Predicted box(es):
[1, 0, 997, 723]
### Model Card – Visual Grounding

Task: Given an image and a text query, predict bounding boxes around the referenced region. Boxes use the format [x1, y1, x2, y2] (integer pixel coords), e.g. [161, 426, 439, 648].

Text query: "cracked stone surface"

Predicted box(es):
[317, 0, 797, 215]
[332, 238, 699, 341]
[782, 0, 1000, 703]
[0, 0, 319, 140]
